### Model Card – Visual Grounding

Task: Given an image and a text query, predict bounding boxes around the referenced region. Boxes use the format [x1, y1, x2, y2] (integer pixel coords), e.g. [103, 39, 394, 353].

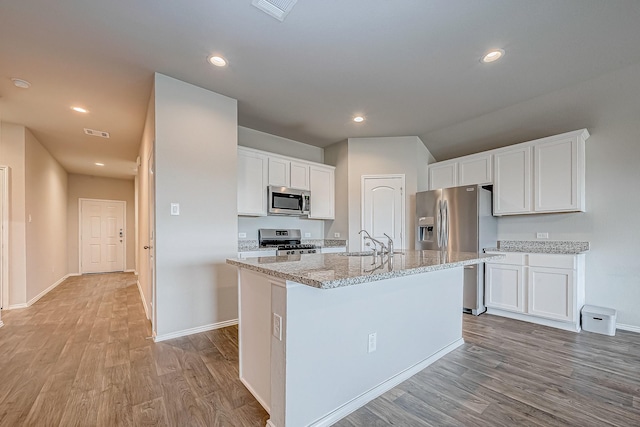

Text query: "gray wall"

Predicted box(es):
[325, 136, 435, 250]
[239, 126, 323, 163]
[426, 61, 640, 328]
[154, 73, 238, 338]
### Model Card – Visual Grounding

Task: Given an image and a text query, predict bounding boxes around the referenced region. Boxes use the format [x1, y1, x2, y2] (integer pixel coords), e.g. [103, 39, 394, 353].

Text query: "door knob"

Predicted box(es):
[144, 245, 150, 249]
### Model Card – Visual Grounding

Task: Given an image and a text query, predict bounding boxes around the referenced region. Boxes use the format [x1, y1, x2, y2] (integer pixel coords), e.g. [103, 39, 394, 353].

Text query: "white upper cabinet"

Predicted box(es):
[290, 161, 310, 190]
[458, 154, 492, 186]
[428, 162, 457, 190]
[268, 157, 291, 187]
[534, 135, 584, 212]
[238, 148, 269, 216]
[308, 165, 335, 219]
[493, 129, 588, 216]
[238, 147, 334, 218]
[493, 146, 532, 215]
[268, 157, 310, 190]
[428, 153, 492, 190]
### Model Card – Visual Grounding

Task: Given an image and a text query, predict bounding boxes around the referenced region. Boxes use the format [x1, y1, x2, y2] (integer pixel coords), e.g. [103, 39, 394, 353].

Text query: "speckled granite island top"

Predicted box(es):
[485, 240, 590, 254]
[227, 250, 504, 289]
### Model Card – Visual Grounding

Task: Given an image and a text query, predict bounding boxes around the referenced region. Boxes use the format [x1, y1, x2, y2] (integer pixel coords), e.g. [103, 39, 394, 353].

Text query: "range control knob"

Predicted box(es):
[310, 249, 316, 253]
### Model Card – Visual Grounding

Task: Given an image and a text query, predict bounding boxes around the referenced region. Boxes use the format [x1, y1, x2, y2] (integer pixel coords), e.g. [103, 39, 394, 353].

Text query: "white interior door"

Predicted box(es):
[80, 199, 125, 273]
[362, 175, 405, 251]
[147, 147, 156, 334]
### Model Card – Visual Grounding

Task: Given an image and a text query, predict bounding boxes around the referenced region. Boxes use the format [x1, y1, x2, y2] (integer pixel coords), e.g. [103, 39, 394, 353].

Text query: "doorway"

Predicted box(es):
[361, 175, 405, 251]
[79, 199, 126, 273]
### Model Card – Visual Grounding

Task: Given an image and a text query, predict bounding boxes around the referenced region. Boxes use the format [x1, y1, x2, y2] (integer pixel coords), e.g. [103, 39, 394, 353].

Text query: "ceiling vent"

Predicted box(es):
[84, 128, 110, 138]
[252, 0, 298, 21]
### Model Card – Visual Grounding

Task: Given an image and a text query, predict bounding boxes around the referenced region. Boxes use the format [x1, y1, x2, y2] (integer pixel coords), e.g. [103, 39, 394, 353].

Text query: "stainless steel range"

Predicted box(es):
[258, 229, 319, 255]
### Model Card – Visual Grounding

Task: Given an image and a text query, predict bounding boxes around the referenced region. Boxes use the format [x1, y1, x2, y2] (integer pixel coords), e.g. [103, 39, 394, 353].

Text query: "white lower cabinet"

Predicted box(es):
[486, 263, 525, 313]
[485, 252, 585, 332]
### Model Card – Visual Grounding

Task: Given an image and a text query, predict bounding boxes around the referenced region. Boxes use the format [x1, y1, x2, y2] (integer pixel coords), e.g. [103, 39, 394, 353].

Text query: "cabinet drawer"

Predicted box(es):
[528, 254, 575, 269]
[485, 252, 525, 265]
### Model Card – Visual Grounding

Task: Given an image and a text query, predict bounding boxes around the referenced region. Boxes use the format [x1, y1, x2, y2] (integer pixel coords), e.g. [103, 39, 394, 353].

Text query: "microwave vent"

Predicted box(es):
[252, 0, 298, 21]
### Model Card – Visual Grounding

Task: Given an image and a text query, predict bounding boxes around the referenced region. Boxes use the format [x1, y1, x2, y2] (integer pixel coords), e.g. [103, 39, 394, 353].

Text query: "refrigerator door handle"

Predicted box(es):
[436, 200, 442, 248]
[443, 199, 449, 249]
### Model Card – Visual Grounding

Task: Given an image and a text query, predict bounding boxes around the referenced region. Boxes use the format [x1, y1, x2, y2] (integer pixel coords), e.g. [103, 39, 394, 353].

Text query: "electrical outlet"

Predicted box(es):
[334, 232, 340, 238]
[304, 232, 311, 238]
[368, 332, 377, 353]
[536, 232, 549, 239]
[273, 313, 282, 341]
[238, 232, 247, 238]
[170, 203, 180, 216]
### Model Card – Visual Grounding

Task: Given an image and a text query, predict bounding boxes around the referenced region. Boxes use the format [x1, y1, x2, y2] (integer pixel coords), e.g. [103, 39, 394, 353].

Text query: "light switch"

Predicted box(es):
[238, 232, 247, 238]
[170, 203, 180, 216]
[304, 232, 311, 238]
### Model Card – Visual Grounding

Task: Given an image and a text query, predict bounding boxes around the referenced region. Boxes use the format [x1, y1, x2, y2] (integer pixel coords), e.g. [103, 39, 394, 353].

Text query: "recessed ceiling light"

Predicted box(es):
[208, 55, 228, 67]
[481, 49, 505, 63]
[11, 78, 31, 89]
[353, 116, 365, 123]
[71, 106, 89, 113]
[95, 162, 105, 166]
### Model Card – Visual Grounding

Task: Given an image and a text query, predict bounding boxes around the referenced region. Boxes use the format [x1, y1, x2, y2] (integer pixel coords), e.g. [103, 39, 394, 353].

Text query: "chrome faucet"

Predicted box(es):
[359, 230, 388, 255]
[383, 233, 394, 255]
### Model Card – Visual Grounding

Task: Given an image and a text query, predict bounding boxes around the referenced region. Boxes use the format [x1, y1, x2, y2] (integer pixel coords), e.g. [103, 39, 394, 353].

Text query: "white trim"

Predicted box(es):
[27, 274, 69, 306]
[240, 377, 271, 414]
[0, 166, 9, 310]
[266, 420, 276, 427]
[137, 279, 150, 320]
[154, 319, 239, 342]
[0, 321, 4, 328]
[295, 338, 464, 427]
[124, 269, 136, 273]
[67, 273, 82, 277]
[78, 198, 127, 274]
[487, 308, 581, 332]
[7, 303, 28, 310]
[360, 174, 406, 251]
[617, 323, 640, 334]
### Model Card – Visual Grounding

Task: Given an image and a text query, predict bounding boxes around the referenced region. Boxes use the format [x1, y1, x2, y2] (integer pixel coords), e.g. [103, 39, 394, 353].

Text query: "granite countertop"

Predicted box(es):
[485, 240, 590, 255]
[227, 250, 504, 289]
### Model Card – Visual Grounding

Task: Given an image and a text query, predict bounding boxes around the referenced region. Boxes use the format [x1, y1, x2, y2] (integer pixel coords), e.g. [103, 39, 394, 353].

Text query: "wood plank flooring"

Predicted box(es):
[1, 272, 639, 426]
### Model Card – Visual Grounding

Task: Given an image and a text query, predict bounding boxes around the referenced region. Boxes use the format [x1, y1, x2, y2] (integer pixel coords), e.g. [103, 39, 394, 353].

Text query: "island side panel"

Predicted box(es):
[279, 267, 464, 427]
[238, 268, 273, 412]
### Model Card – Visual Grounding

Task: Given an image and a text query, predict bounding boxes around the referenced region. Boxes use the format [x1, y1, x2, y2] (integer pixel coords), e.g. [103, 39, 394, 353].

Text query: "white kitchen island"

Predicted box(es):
[227, 250, 502, 427]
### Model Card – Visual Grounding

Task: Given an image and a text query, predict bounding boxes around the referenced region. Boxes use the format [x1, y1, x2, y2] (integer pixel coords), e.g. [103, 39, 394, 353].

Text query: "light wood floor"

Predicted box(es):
[1, 273, 639, 426]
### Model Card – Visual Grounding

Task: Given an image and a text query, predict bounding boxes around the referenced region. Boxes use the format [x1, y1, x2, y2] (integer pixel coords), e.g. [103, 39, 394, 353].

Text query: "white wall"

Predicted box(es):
[154, 73, 238, 338]
[238, 126, 323, 163]
[67, 174, 135, 274]
[24, 129, 68, 303]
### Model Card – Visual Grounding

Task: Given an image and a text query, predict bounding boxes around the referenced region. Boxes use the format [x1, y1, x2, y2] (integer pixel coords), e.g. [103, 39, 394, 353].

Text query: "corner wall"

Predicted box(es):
[24, 129, 68, 303]
[67, 174, 135, 274]
[154, 73, 238, 338]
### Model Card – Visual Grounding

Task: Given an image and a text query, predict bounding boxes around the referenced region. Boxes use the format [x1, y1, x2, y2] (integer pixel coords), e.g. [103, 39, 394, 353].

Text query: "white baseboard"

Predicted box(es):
[240, 377, 270, 414]
[154, 319, 239, 342]
[486, 308, 581, 332]
[7, 303, 28, 310]
[266, 420, 276, 427]
[27, 274, 71, 307]
[0, 320, 4, 328]
[124, 269, 136, 273]
[617, 323, 640, 334]
[67, 273, 82, 277]
[136, 280, 150, 320]
[304, 338, 465, 427]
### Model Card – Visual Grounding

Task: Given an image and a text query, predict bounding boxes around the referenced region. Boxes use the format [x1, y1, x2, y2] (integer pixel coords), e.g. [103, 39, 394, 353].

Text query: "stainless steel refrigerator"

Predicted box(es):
[416, 185, 497, 315]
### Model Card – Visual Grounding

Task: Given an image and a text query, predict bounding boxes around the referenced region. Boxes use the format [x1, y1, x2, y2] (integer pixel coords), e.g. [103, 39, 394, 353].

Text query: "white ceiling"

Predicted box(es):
[2, 1, 640, 178]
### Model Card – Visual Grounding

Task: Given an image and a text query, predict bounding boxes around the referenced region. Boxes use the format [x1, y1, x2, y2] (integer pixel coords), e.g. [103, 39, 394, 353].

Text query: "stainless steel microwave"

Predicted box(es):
[268, 186, 310, 216]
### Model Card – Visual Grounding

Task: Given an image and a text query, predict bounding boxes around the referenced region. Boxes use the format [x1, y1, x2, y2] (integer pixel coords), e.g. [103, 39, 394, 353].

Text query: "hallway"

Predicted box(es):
[0, 273, 268, 426]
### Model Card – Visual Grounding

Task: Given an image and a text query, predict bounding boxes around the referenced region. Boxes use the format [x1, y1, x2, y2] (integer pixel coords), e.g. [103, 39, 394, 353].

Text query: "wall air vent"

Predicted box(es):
[84, 128, 110, 138]
[252, 0, 298, 22]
